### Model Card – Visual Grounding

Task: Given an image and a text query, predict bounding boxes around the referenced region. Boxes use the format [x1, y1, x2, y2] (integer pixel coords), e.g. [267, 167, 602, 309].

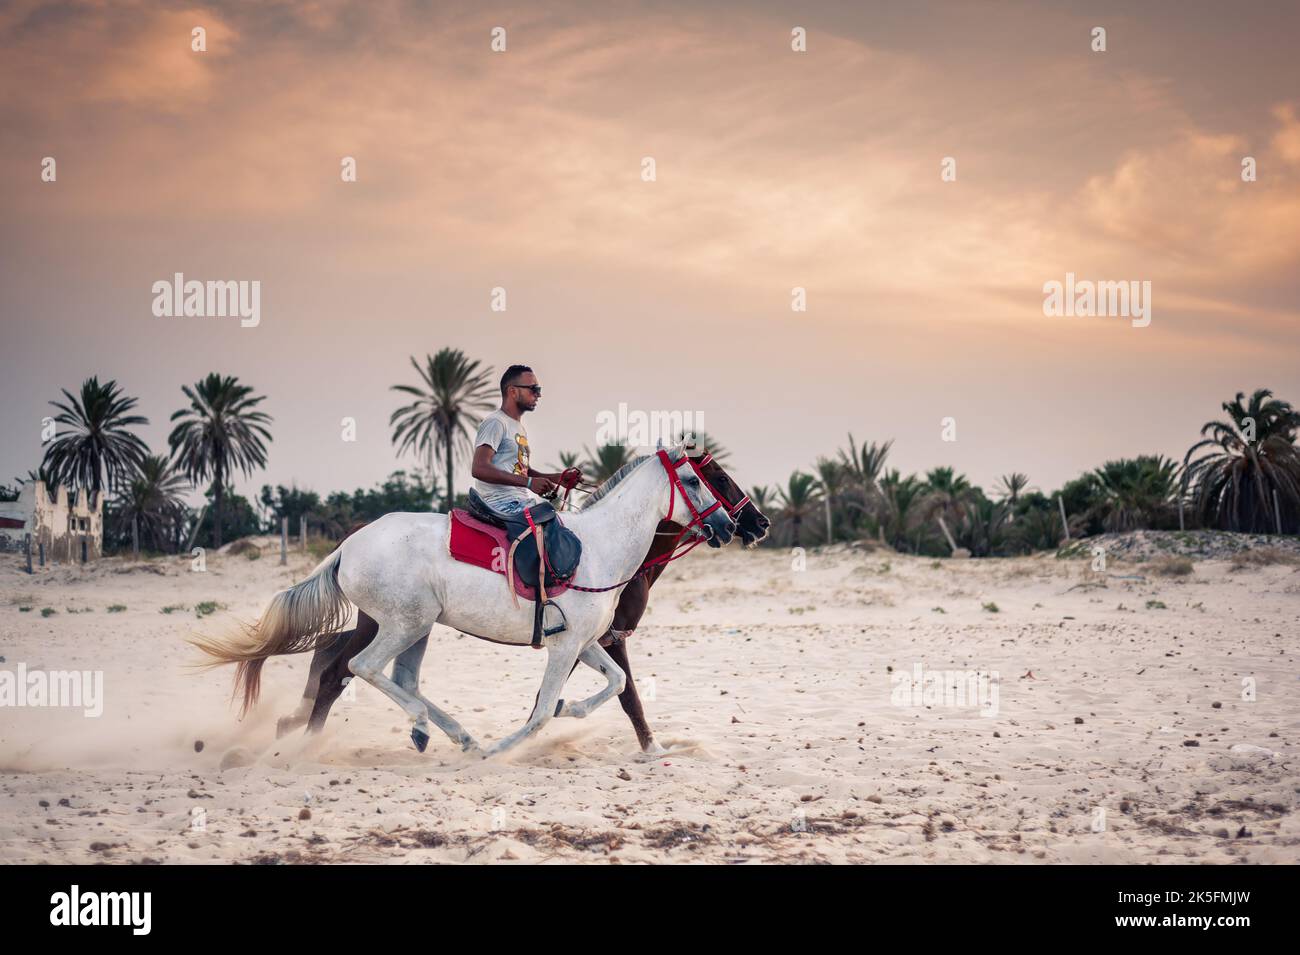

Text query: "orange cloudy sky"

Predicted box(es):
[2, 0, 1298, 501]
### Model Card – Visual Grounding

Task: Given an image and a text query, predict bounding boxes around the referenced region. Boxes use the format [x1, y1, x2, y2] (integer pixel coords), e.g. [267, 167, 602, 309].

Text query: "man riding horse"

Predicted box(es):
[467, 364, 583, 647]
[469, 364, 577, 516]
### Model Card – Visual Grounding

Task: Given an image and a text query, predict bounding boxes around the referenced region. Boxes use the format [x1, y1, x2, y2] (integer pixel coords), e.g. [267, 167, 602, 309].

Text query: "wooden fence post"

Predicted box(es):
[185, 505, 207, 553]
[132, 515, 140, 558]
[1274, 489, 1283, 536]
[25, 533, 33, 574]
[300, 516, 307, 551]
[280, 516, 288, 565]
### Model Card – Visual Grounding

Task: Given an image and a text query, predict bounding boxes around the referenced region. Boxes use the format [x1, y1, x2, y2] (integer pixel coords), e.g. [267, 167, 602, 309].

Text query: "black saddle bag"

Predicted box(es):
[504, 502, 582, 590]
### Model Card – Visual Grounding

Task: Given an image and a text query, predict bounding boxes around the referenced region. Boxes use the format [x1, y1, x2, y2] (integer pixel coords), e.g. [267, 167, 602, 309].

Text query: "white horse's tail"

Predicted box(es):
[192, 549, 350, 715]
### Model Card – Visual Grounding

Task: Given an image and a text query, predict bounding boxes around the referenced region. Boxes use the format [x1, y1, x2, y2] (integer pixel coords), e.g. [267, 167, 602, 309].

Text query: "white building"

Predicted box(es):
[0, 482, 103, 562]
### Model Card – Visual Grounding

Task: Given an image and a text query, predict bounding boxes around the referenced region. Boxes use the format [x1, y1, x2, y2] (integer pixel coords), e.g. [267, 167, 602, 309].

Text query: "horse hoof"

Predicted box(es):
[410, 726, 430, 753]
[275, 716, 300, 739]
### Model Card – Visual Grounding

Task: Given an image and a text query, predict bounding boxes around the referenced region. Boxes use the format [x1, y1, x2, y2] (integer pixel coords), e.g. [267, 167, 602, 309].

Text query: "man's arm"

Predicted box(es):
[471, 444, 536, 489]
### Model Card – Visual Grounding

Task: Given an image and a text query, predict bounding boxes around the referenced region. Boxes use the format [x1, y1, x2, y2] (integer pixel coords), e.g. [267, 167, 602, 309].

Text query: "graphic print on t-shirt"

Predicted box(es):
[512, 432, 530, 475]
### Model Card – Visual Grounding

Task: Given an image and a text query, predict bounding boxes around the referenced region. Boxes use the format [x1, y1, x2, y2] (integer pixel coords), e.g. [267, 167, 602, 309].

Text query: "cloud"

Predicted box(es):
[1, 0, 1297, 342]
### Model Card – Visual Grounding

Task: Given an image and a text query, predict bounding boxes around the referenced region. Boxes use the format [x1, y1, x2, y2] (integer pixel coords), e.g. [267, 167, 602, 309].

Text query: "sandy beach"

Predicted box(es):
[1, 537, 1295, 865]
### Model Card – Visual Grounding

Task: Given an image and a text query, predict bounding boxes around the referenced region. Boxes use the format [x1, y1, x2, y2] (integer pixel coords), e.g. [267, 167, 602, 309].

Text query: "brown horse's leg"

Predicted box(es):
[605, 637, 657, 752]
[278, 524, 374, 737]
[276, 638, 348, 737]
[599, 573, 658, 750]
[305, 611, 379, 733]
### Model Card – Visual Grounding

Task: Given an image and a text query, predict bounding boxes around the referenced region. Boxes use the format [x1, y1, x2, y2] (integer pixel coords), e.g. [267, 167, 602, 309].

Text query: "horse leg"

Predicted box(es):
[347, 619, 440, 751]
[526, 657, 581, 724]
[275, 640, 337, 737]
[276, 626, 359, 737]
[483, 640, 583, 758]
[604, 575, 658, 749]
[391, 635, 479, 752]
[305, 612, 379, 733]
[604, 638, 661, 753]
[556, 643, 626, 720]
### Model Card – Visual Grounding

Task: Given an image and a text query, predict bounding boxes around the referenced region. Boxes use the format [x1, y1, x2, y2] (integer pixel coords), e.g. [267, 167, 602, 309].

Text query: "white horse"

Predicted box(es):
[196, 445, 735, 757]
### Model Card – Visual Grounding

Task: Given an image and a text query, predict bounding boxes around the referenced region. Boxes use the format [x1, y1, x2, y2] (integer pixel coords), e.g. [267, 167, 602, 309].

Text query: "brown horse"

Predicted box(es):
[274, 451, 769, 752]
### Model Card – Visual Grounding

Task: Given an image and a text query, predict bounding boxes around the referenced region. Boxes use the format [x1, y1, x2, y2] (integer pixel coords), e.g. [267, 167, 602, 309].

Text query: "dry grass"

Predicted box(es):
[225, 539, 260, 558]
[1145, 556, 1194, 577]
[1229, 547, 1300, 571]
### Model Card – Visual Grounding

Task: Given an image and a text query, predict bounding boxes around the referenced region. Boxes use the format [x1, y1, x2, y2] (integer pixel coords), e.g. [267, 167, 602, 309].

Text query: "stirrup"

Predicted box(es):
[542, 601, 568, 637]
[531, 598, 567, 649]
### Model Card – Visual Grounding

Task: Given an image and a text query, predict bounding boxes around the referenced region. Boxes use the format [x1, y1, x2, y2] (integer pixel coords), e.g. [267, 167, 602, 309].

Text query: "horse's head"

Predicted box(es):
[662, 444, 736, 547]
[683, 443, 771, 547]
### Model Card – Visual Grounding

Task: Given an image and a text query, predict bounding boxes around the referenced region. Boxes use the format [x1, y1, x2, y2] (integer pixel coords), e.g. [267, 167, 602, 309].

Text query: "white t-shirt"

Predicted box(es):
[473, 409, 534, 509]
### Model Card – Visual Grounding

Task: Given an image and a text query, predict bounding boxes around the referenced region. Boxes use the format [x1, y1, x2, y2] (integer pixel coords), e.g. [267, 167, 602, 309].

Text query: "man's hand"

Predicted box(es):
[529, 476, 557, 496]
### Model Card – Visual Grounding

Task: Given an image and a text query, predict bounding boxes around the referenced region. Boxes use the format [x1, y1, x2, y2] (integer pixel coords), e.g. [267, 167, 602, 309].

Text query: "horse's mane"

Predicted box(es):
[579, 453, 652, 510]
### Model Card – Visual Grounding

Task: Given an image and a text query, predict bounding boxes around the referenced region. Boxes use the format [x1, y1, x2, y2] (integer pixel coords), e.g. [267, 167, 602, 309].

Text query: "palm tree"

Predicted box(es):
[879, 469, 926, 552]
[1091, 456, 1181, 532]
[41, 377, 150, 497]
[995, 472, 1031, 525]
[116, 455, 190, 552]
[390, 349, 496, 511]
[1184, 389, 1300, 533]
[995, 473, 1030, 507]
[921, 467, 973, 548]
[776, 471, 819, 548]
[551, 450, 582, 473]
[583, 443, 636, 483]
[839, 435, 892, 537]
[813, 456, 845, 544]
[957, 495, 1010, 557]
[168, 373, 272, 549]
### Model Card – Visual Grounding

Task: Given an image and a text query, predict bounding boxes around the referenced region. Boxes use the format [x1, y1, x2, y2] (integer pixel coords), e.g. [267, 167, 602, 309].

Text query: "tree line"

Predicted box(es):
[3, 347, 1296, 556]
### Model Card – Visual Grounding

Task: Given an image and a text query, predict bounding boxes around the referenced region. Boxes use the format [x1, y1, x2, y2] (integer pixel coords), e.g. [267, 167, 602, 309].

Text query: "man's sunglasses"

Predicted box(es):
[512, 384, 542, 396]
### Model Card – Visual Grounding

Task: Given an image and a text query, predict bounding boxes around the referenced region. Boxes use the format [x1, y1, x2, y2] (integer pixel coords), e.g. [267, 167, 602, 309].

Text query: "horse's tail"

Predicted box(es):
[191, 549, 350, 716]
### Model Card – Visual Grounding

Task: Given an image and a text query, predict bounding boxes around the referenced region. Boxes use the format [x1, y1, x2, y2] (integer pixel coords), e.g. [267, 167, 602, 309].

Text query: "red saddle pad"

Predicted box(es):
[447, 509, 571, 601]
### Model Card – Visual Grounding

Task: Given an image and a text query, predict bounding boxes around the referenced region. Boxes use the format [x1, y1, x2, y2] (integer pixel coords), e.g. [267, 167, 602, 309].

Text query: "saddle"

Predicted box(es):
[450, 489, 583, 648]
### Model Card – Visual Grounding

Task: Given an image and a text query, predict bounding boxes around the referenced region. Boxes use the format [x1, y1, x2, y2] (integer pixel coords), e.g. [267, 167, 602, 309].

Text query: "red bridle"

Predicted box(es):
[563, 449, 731, 595]
[685, 451, 751, 520]
[660, 448, 726, 528]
